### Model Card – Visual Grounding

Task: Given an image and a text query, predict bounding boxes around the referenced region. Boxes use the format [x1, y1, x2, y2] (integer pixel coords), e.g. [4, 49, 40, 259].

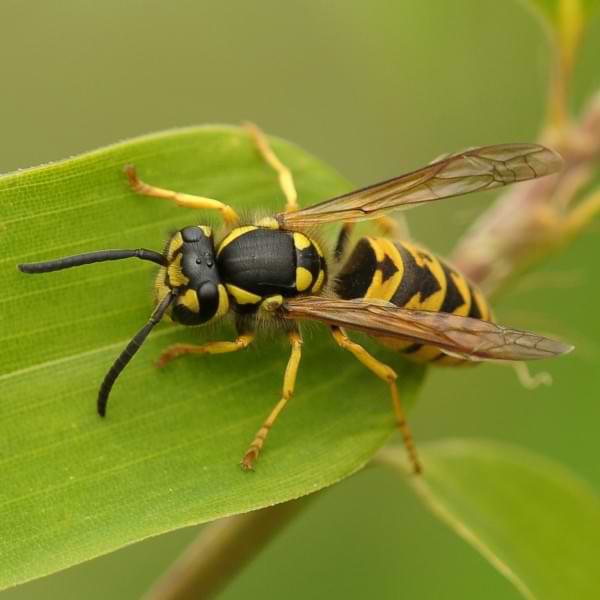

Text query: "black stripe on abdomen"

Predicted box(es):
[439, 262, 467, 314]
[334, 238, 377, 300]
[390, 243, 441, 308]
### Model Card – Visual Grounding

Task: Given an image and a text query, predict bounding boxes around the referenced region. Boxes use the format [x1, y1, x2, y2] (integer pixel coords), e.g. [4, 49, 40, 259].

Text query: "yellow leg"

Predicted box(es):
[124, 165, 240, 226]
[241, 329, 303, 470]
[330, 326, 422, 474]
[375, 215, 408, 239]
[156, 332, 255, 368]
[512, 362, 552, 390]
[243, 122, 299, 213]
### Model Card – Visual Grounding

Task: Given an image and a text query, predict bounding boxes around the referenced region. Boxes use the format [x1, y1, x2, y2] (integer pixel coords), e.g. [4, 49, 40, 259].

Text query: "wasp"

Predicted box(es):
[18, 125, 571, 474]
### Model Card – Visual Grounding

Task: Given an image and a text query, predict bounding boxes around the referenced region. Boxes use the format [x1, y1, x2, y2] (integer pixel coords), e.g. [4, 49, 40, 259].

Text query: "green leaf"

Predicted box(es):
[0, 126, 424, 589]
[380, 439, 600, 600]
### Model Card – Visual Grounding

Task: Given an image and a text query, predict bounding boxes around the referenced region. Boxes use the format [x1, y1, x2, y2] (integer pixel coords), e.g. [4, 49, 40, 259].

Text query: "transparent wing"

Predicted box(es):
[278, 144, 563, 228]
[282, 296, 572, 361]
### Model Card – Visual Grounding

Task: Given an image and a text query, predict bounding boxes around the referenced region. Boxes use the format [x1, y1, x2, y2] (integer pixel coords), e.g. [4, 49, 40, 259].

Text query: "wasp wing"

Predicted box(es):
[277, 144, 562, 228]
[282, 296, 572, 361]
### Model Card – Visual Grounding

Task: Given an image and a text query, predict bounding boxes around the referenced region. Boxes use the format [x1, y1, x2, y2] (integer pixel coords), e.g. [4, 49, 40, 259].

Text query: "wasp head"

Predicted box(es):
[159, 225, 229, 325]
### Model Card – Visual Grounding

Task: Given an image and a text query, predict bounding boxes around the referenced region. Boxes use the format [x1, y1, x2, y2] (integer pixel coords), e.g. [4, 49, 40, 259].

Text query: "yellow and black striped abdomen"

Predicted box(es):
[334, 237, 492, 365]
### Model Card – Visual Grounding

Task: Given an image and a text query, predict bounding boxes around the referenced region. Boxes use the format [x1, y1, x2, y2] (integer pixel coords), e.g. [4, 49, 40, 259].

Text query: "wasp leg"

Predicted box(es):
[512, 362, 553, 390]
[374, 215, 408, 239]
[330, 326, 422, 474]
[241, 329, 303, 470]
[243, 122, 299, 213]
[155, 332, 255, 368]
[123, 165, 240, 227]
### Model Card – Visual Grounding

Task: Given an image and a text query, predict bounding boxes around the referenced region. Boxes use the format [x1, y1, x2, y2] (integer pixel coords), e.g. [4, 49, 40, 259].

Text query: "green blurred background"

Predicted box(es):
[1, 1, 598, 598]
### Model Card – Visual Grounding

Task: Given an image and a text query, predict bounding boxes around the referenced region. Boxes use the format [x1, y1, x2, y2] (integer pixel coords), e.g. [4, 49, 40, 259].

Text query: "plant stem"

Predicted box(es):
[143, 495, 316, 600]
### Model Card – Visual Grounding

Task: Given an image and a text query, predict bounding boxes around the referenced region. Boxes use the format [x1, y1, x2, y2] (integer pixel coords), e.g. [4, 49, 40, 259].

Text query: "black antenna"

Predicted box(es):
[97, 291, 177, 417]
[18, 248, 166, 273]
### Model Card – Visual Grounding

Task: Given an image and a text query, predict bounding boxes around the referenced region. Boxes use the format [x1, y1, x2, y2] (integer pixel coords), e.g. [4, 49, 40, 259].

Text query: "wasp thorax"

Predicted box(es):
[160, 225, 229, 325]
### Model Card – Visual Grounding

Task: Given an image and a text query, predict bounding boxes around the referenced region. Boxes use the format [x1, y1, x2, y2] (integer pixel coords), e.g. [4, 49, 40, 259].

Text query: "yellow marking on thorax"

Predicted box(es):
[365, 238, 404, 303]
[225, 283, 262, 305]
[311, 269, 325, 293]
[312, 240, 324, 257]
[293, 232, 312, 250]
[199, 225, 213, 237]
[295, 267, 313, 292]
[217, 226, 257, 257]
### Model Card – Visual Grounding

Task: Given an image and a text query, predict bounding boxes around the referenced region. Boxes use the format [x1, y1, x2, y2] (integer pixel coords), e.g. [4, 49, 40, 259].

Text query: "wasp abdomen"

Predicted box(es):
[334, 236, 492, 364]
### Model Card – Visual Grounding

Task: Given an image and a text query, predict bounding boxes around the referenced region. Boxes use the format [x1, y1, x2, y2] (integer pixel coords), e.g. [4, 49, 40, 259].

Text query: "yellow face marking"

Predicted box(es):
[311, 269, 325, 293]
[217, 226, 257, 257]
[216, 284, 230, 318]
[293, 232, 311, 251]
[154, 267, 167, 290]
[180, 288, 200, 313]
[154, 269, 171, 318]
[256, 217, 280, 229]
[199, 225, 212, 237]
[295, 267, 313, 292]
[166, 232, 184, 260]
[167, 253, 189, 287]
[225, 283, 261, 305]
[365, 239, 404, 303]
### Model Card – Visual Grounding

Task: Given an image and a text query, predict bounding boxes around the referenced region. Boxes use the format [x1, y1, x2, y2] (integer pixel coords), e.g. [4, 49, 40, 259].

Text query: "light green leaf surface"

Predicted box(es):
[0, 127, 425, 589]
[380, 439, 600, 600]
